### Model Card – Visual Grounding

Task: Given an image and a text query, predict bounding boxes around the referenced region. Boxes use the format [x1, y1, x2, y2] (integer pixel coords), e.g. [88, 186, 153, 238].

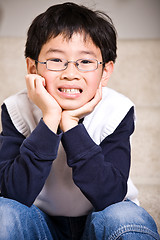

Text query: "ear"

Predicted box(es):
[26, 57, 37, 74]
[101, 61, 114, 87]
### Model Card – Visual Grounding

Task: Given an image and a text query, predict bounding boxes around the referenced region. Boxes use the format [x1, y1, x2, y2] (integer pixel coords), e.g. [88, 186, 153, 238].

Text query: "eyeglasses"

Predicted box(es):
[35, 58, 104, 72]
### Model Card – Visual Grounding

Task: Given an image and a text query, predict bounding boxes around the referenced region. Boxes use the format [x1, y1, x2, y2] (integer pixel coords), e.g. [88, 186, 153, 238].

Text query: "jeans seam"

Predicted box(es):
[32, 206, 49, 240]
[108, 224, 159, 240]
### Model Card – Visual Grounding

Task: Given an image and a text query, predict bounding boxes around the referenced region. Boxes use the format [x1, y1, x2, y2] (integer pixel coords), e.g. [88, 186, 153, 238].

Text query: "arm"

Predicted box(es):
[61, 107, 135, 211]
[0, 104, 62, 206]
[25, 74, 62, 132]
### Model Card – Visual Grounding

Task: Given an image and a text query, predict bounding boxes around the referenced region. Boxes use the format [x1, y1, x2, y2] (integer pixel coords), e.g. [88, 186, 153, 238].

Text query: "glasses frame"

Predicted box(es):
[35, 58, 104, 72]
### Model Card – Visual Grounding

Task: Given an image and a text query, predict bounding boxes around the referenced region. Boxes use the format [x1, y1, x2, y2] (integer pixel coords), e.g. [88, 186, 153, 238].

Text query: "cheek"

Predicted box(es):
[41, 72, 57, 91]
[87, 73, 101, 92]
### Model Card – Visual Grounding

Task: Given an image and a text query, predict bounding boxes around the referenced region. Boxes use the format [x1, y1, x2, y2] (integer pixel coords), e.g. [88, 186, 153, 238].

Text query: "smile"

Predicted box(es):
[59, 88, 82, 94]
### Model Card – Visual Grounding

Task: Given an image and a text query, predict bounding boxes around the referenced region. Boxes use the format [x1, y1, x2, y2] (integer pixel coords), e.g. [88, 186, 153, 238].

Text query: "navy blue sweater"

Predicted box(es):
[0, 104, 134, 211]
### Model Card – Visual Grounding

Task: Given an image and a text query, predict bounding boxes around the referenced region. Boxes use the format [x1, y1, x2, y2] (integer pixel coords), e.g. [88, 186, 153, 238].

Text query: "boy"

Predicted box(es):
[0, 2, 159, 240]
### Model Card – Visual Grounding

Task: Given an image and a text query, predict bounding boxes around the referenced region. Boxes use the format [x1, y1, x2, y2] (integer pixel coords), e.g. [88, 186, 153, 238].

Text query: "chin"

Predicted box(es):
[60, 102, 84, 111]
[61, 105, 81, 111]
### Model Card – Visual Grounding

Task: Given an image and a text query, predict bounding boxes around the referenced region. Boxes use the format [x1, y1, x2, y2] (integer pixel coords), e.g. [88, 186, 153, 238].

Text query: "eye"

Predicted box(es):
[80, 59, 93, 64]
[50, 58, 62, 63]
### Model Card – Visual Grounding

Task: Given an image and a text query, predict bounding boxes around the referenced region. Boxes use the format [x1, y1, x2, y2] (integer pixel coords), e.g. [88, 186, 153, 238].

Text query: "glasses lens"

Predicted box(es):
[47, 59, 66, 71]
[77, 59, 97, 71]
[46, 58, 98, 71]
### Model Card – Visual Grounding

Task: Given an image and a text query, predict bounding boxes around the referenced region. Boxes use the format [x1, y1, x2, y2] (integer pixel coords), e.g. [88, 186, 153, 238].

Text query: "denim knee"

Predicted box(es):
[0, 197, 53, 240]
[83, 200, 160, 240]
[0, 197, 31, 239]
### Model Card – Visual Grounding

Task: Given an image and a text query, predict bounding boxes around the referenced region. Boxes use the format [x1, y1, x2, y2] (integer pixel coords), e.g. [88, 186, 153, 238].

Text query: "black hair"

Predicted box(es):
[25, 2, 117, 63]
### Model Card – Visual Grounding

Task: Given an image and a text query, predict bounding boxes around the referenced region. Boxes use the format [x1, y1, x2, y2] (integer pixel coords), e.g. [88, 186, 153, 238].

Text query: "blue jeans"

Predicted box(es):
[0, 197, 159, 240]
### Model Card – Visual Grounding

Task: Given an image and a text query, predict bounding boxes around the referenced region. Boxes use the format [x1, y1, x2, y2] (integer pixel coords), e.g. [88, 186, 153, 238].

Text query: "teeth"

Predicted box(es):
[60, 88, 81, 93]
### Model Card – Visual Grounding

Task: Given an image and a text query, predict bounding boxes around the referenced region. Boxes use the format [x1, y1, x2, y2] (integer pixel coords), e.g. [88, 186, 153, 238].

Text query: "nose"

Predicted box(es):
[60, 61, 81, 80]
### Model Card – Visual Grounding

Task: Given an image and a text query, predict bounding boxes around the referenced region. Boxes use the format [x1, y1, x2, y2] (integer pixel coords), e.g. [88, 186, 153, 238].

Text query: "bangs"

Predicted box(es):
[46, 4, 95, 41]
[25, 2, 117, 63]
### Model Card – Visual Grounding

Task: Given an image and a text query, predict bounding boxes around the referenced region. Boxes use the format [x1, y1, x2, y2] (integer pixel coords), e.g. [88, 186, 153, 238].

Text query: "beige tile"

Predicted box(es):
[0, 37, 26, 105]
[108, 40, 160, 107]
[136, 184, 160, 234]
[131, 106, 160, 184]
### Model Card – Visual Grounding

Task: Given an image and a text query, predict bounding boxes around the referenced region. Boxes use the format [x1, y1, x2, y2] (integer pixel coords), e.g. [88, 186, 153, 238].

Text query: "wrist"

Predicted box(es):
[43, 111, 61, 133]
[60, 112, 78, 132]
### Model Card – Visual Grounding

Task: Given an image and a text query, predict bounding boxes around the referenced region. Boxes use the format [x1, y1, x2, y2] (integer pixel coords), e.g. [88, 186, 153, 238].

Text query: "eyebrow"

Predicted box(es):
[45, 48, 97, 58]
[46, 49, 64, 55]
[79, 50, 97, 58]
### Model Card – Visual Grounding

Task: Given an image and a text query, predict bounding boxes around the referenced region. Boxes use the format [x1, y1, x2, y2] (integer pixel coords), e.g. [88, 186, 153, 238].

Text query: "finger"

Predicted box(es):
[25, 74, 45, 103]
[86, 83, 102, 108]
[34, 75, 46, 88]
[64, 84, 103, 120]
[25, 74, 35, 91]
[94, 82, 102, 103]
[34, 76, 46, 90]
[72, 91, 101, 118]
[25, 74, 45, 91]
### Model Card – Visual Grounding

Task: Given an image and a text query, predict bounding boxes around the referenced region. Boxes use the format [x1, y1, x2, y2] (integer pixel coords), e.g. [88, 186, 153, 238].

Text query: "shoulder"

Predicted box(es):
[101, 87, 134, 109]
[4, 89, 30, 112]
[3, 89, 42, 137]
[83, 87, 135, 144]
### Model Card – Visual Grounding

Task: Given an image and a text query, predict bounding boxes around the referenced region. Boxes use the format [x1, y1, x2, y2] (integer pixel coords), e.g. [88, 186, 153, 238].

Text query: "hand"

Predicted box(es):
[60, 83, 102, 132]
[25, 74, 62, 133]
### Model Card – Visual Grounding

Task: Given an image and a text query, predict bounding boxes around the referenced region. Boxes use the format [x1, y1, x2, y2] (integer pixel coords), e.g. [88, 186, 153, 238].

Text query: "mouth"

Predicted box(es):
[58, 88, 83, 94]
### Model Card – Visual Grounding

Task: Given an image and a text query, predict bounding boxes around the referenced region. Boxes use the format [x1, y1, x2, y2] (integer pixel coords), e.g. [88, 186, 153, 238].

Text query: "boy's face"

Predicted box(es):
[28, 33, 112, 110]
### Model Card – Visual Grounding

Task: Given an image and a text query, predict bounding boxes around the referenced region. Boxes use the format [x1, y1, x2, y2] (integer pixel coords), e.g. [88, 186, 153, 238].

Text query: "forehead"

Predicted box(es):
[39, 32, 102, 58]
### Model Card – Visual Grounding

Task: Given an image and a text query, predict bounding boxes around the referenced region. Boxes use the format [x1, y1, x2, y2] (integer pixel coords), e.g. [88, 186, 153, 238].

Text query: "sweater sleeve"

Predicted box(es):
[61, 107, 135, 211]
[0, 104, 62, 206]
